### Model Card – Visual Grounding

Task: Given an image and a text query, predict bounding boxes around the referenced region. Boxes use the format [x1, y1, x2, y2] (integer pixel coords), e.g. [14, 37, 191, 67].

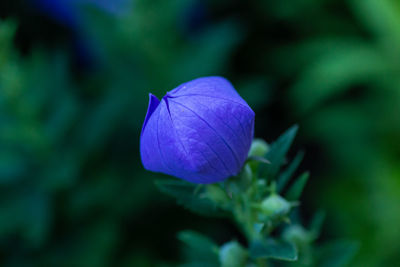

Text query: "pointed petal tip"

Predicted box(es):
[141, 92, 161, 136]
[148, 93, 160, 105]
[148, 92, 158, 99]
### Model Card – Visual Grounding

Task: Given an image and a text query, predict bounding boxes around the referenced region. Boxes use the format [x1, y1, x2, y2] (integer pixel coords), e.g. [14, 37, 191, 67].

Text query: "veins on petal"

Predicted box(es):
[195, 100, 248, 152]
[164, 99, 194, 171]
[172, 114, 232, 176]
[172, 93, 250, 109]
[156, 106, 173, 173]
[179, 94, 253, 143]
[170, 99, 242, 172]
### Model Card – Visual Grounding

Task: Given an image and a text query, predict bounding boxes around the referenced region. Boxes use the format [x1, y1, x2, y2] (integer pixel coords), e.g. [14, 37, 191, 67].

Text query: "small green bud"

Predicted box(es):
[206, 184, 229, 204]
[260, 194, 291, 217]
[283, 225, 313, 245]
[283, 225, 314, 265]
[219, 241, 248, 267]
[248, 139, 269, 157]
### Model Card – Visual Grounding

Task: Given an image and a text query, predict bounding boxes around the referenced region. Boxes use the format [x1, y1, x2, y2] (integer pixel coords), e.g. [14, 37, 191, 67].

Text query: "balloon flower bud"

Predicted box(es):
[283, 225, 313, 246]
[248, 138, 269, 157]
[260, 194, 291, 217]
[140, 76, 255, 183]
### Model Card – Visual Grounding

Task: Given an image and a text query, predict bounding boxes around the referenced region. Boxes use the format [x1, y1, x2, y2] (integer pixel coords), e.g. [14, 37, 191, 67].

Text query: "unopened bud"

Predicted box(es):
[248, 139, 269, 157]
[283, 225, 313, 245]
[260, 194, 291, 217]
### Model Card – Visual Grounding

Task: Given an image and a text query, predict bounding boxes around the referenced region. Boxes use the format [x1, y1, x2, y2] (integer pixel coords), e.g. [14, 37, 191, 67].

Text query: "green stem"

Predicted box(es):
[231, 165, 272, 267]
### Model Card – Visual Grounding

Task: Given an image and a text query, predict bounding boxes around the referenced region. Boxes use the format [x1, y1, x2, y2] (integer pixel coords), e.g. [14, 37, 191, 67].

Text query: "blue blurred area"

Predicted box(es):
[0, 0, 400, 266]
[34, 0, 129, 27]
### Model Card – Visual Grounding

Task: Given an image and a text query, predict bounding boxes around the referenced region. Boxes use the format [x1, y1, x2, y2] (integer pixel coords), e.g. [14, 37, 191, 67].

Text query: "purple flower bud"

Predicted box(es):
[140, 77, 255, 184]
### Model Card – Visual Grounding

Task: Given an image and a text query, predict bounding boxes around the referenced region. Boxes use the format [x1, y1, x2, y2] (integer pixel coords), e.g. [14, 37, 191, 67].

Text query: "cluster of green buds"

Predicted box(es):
[157, 126, 358, 266]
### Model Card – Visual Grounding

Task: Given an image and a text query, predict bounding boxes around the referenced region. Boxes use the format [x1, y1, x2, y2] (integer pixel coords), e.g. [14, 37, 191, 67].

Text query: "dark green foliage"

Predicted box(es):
[0, 1, 245, 265]
[178, 230, 219, 266]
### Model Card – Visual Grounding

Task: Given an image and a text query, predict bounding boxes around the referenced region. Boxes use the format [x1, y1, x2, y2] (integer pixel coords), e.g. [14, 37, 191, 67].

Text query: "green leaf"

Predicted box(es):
[277, 151, 305, 193]
[0, 152, 26, 184]
[316, 240, 359, 267]
[260, 125, 298, 179]
[285, 172, 309, 201]
[288, 42, 386, 114]
[174, 20, 243, 80]
[178, 230, 219, 265]
[155, 179, 227, 217]
[249, 239, 298, 261]
[178, 231, 218, 249]
[309, 210, 326, 237]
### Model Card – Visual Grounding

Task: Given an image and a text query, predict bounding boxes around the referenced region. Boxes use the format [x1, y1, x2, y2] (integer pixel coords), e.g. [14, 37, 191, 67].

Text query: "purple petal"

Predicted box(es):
[140, 100, 165, 173]
[141, 93, 160, 137]
[167, 98, 236, 183]
[170, 95, 254, 167]
[169, 76, 248, 106]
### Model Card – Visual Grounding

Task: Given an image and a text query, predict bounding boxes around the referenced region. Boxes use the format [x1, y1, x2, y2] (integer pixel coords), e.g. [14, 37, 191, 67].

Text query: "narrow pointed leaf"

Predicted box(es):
[310, 210, 326, 237]
[260, 125, 298, 179]
[277, 151, 305, 193]
[246, 156, 271, 165]
[285, 172, 309, 201]
[249, 239, 298, 261]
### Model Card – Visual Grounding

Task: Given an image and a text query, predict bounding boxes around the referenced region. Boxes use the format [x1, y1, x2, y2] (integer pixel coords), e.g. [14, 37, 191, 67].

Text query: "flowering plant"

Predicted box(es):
[141, 77, 357, 266]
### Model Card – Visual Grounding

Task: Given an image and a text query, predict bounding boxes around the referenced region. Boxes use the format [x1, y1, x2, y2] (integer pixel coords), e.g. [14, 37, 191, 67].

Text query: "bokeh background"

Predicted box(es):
[1, 0, 399, 266]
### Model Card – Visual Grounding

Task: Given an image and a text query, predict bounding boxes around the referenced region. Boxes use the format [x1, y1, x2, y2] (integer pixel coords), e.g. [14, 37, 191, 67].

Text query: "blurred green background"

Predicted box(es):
[0, 0, 399, 266]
